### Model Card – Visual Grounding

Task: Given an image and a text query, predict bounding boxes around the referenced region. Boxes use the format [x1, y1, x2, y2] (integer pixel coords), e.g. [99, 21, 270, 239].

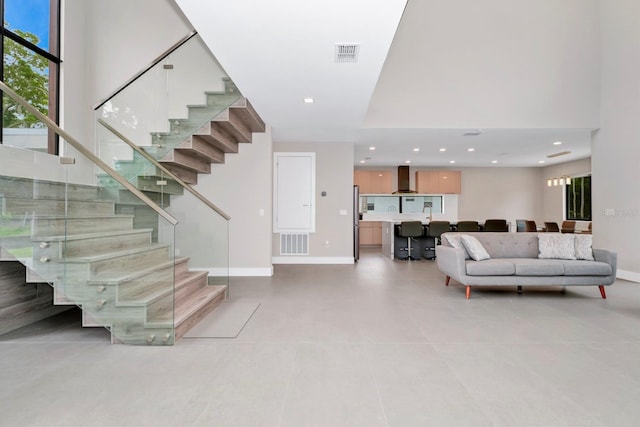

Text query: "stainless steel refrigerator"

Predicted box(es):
[353, 185, 359, 261]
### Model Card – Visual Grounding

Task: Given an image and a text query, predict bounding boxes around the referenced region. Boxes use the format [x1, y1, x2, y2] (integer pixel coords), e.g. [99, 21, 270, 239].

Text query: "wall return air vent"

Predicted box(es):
[335, 43, 360, 63]
[280, 233, 309, 255]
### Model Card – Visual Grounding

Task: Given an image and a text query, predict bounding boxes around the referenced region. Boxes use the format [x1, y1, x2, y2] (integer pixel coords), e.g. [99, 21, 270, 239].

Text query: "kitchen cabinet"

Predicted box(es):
[415, 170, 461, 194]
[359, 221, 382, 245]
[354, 170, 392, 194]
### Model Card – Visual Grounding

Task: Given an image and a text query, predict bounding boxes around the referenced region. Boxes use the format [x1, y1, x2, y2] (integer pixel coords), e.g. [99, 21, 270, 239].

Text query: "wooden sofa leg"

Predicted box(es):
[466, 286, 471, 299]
[599, 285, 607, 299]
[445, 276, 450, 286]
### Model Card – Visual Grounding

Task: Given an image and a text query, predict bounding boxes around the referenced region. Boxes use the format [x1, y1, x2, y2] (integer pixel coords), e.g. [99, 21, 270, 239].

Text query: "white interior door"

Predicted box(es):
[274, 152, 316, 232]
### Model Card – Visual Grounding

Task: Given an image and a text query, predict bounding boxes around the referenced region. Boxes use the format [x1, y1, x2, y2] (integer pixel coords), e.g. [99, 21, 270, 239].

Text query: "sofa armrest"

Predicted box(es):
[593, 249, 618, 281]
[436, 245, 467, 282]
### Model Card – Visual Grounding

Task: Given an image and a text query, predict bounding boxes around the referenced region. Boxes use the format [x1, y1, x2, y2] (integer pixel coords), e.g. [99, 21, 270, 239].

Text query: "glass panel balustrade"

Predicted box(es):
[0, 84, 182, 345]
[95, 34, 242, 165]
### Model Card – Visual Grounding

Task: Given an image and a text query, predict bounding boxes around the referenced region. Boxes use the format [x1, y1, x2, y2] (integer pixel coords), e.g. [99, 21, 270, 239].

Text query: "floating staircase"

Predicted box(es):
[144, 80, 265, 185]
[1, 76, 266, 344]
[0, 176, 225, 344]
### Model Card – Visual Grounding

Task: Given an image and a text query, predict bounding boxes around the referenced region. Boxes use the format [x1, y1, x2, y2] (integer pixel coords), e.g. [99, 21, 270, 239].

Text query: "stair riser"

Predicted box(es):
[1, 197, 115, 217]
[146, 271, 208, 320]
[32, 216, 134, 236]
[111, 323, 174, 345]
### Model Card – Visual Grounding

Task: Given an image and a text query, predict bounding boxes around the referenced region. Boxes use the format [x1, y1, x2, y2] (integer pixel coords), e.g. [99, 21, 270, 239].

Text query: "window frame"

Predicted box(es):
[565, 175, 592, 221]
[0, 0, 61, 154]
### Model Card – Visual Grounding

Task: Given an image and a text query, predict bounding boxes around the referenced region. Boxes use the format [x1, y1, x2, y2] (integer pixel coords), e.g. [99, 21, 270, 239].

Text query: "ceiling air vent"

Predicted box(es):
[335, 44, 360, 63]
[547, 151, 571, 158]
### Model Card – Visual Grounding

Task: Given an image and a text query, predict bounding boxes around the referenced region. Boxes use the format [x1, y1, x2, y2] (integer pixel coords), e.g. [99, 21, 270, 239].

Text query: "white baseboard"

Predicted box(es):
[616, 269, 640, 283]
[272, 256, 355, 265]
[192, 267, 274, 277]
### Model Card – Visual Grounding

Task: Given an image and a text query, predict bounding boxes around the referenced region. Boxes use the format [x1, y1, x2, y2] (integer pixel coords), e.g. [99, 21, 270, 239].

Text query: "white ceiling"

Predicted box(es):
[175, 0, 595, 168]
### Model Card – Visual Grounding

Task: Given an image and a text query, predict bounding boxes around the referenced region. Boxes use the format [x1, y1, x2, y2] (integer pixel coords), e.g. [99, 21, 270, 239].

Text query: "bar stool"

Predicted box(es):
[425, 221, 451, 259]
[398, 221, 423, 260]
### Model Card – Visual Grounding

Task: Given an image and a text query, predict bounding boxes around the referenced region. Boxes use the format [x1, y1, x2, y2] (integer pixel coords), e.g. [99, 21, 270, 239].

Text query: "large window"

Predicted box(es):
[566, 175, 591, 221]
[1, 0, 60, 154]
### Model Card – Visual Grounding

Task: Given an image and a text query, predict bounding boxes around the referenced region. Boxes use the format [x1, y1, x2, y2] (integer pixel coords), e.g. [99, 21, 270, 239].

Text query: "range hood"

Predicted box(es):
[394, 165, 416, 193]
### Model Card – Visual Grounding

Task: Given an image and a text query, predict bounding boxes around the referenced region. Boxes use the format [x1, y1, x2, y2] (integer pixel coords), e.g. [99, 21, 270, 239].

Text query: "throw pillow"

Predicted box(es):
[443, 234, 471, 260]
[460, 235, 491, 261]
[575, 234, 595, 261]
[538, 233, 576, 260]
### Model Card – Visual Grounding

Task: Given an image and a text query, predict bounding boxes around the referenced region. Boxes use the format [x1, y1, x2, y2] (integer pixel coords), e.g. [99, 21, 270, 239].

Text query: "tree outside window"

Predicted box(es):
[566, 176, 591, 221]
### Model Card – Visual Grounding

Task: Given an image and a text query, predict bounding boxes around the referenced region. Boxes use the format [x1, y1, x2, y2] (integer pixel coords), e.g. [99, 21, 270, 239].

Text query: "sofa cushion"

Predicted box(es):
[466, 259, 515, 276]
[509, 259, 565, 276]
[575, 234, 595, 261]
[556, 260, 612, 276]
[460, 235, 491, 261]
[442, 234, 470, 260]
[538, 233, 576, 260]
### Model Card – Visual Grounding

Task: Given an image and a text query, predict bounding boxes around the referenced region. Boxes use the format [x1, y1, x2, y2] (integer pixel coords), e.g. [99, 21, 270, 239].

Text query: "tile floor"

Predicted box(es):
[2, 247, 640, 426]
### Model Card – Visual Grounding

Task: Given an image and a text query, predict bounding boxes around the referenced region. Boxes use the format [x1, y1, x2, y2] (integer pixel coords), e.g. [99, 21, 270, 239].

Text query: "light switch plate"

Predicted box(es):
[339, 209, 347, 215]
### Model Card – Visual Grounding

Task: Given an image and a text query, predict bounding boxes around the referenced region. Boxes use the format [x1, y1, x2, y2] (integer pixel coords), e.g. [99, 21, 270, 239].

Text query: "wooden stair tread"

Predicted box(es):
[30, 214, 135, 220]
[63, 243, 169, 263]
[87, 257, 189, 285]
[118, 270, 208, 306]
[151, 285, 226, 326]
[33, 228, 153, 242]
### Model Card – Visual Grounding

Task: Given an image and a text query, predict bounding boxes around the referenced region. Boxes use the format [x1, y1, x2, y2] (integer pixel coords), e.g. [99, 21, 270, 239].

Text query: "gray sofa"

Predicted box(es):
[436, 232, 617, 299]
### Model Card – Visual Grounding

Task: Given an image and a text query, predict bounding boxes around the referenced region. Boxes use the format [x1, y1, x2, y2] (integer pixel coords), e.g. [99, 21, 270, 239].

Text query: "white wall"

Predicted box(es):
[272, 142, 355, 263]
[62, 0, 194, 150]
[594, 1, 640, 281]
[457, 167, 544, 228]
[191, 129, 274, 276]
[365, 0, 600, 129]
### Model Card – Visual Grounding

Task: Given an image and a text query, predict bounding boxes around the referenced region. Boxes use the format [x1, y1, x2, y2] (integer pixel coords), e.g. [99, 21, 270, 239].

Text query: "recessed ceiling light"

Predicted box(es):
[303, 97, 314, 104]
[413, 148, 420, 152]
[467, 148, 475, 152]
[491, 160, 498, 164]
[439, 148, 447, 152]
[369, 146, 376, 151]
[553, 141, 563, 145]
[449, 160, 456, 164]
[360, 160, 365, 163]
[538, 160, 545, 164]
[405, 160, 411, 164]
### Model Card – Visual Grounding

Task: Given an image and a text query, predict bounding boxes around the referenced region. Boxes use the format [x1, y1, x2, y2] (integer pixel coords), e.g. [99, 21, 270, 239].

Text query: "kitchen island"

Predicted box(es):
[382, 221, 437, 260]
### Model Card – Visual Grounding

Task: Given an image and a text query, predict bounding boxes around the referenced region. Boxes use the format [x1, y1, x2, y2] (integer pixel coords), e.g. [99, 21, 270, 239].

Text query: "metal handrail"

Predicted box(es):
[0, 80, 179, 226]
[93, 30, 198, 110]
[97, 118, 231, 220]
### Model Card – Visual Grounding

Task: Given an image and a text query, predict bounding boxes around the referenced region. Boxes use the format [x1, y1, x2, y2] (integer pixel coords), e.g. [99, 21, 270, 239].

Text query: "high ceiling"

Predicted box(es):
[175, 0, 595, 168]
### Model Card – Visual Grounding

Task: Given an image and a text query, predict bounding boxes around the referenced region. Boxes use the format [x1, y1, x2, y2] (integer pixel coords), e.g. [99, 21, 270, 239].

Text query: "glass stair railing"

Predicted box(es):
[0, 77, 230, 345]
[93, 32, 262, 187]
